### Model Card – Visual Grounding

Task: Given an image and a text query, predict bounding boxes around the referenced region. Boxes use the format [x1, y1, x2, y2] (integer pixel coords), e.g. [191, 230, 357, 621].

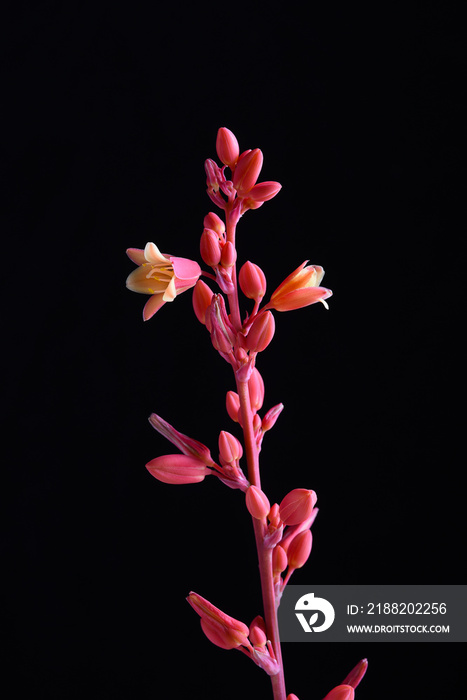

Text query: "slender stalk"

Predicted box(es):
[226, 191, 286, 700]
[237, 378, 287, 700]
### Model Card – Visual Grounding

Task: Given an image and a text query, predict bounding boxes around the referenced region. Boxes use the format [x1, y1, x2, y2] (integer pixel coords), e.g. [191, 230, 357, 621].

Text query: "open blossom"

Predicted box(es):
[265, 261, 332, 312]
[126, 242, 201, 320]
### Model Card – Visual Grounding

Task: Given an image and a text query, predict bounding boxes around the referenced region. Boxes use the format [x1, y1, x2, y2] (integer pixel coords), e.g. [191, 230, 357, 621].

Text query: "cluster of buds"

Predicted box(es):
[146, 413, 249, 492]
[246, 486, 318, 602]
[205, 127, 282, 216]
[225, 367, 284, 452]
[187, 592, 280, 676]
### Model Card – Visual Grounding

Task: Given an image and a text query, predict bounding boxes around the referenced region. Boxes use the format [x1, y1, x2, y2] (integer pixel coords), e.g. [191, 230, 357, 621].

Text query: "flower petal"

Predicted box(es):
[171, 256, 202, 281]
[143, 293, 166, 320]
[162, 275, 177, 302]
[126, 247, 147, 265]
[144, 242, 171, 265]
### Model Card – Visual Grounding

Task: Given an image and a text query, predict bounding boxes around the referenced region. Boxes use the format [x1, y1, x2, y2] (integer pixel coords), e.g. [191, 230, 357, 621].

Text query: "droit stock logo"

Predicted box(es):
[295, 592, 335, 632]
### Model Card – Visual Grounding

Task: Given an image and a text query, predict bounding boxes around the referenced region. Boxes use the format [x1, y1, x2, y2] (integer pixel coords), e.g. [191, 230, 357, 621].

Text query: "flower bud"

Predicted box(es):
[246, 311, 275, 353]
[200, 228, 222, 267]
[272, 545, 288, 574]
[203, 211, 225, 236]
[239, 261, 267, 300]
[262, 403, 284, 433]
[146, 454, 211, 484]
[220, 240, 237, 268]
[268, 503, 281, 528]
[287, 530, 312, 569]
[216, 127, 240, 168]
[218, 430, 243, 464]
[249, 615, 267, 647]
[209, 294, 236, 353]
[253, 413, 262, 433]
[226, 390, 241, 423]
[279, 489, 317, 526]
[148, 413, 216, 466]
[233, 148, 263, 195]
[205, 158, 221, 192]
[248, 367, 265, 411]
[244, 180, 282, 203]
[322, 685, 355, 700]
[246, 485, 271, 520]
[187, 592, 250, 650]
[192, 279, 214, 325]
[342, 658, 368, 689]
[287, 695, 300, 700]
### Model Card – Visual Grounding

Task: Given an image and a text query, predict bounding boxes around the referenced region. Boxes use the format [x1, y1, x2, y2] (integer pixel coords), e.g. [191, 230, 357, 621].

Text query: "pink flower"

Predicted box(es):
[265, 261, 332, 312]
[126, 242, 201, 320]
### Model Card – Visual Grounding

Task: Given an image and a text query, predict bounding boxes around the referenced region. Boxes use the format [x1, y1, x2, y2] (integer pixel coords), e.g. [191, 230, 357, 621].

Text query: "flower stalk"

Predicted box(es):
[125, 127, 367, 700]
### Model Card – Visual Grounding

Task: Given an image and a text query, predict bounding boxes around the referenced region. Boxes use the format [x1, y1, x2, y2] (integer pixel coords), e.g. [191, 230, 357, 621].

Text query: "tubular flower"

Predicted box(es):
[126, 242, 201, 320]
[265, 261, 332, 312]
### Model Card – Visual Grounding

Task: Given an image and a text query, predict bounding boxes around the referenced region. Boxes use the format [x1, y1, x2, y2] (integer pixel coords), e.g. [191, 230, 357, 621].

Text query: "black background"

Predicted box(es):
[2, 3, 464, 698]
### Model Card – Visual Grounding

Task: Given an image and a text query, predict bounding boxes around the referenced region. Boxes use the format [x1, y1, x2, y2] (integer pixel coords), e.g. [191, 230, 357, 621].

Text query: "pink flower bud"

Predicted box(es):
[148, 413, 216, 466]
[203, 211, 225, 236]
[239, 261, 267, 300]
[192, 279, 214, 325]
[246, 311, 275, 353]
[209, 294, 236, 354]
[220, 240, 237, 268]
[248, 367, 265, 411]
[253, 413, 262, 434]
[268, 503, 281, 528]
[233, 148, 263, 195]
[342, 658, 368, 689]
[279, 489, 317, 526]
[200, 228, 222, 267]
[216, 127, 240, 168]
[322, 685, 355, 700]
[280, 508, 318, 553]
[272, 545, 288, 574]
[146, 454, 211, 484]
[287, 695, 300, 700]
[226, 390, 241, 423]
[204, 158, 221, 192]
[218, 430, 243, 464]
[244, 180, 282, 203]
[249, 615, 267, 647]
[286, 529, 312, 569]
[246, 485, 271, 520]
[187, 592, 250, 650]
[262, 403, 284, 432]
